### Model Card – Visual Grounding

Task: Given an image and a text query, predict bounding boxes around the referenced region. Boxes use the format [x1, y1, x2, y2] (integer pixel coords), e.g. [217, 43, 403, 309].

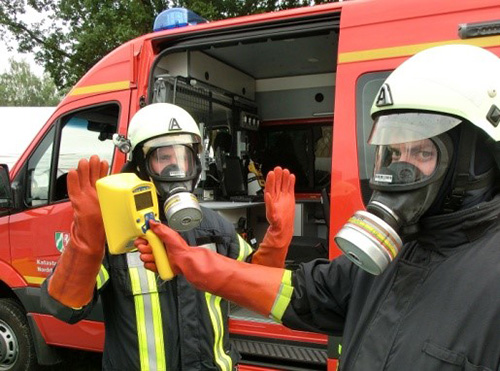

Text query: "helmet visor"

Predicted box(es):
[146, 145, 198, 181]
[369, 112, 461, 145]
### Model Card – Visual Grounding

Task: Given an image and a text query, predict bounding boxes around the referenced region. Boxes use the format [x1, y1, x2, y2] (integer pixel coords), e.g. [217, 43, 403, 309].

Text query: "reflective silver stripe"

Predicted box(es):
[200, 242, 217, 252]
[96, 264, 109, 290]
[127, 253, 166, 371]
[205, 293, 232, 371]
[236, 235, 253, 261]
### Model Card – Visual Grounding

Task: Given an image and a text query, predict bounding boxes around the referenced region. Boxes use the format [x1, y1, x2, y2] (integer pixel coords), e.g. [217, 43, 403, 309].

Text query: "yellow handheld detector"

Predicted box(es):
[96, 173, 174, 280]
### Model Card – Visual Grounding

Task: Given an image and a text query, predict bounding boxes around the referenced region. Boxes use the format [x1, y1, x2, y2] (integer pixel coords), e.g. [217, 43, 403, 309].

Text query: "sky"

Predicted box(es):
[0, 42, 44, 77]
[0, 7, 54, 170]
[0, 107, 55, 169]
[0, 6, 48, 77]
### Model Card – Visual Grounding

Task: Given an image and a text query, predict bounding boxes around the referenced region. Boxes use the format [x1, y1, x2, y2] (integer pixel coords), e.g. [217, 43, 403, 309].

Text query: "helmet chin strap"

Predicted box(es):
[130, 146, 150, 181]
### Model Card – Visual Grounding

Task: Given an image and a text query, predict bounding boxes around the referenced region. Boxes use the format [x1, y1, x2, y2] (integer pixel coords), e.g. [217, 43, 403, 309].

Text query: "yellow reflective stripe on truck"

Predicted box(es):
[25, 276, 46, 285]
[338, 35, 500, 64]
[68, 80, 130, 96]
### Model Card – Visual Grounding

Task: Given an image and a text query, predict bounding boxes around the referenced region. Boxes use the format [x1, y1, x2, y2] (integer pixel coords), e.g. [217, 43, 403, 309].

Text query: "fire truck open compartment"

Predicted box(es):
[149, 14, 339, 369]
[151, 17, 339, 256]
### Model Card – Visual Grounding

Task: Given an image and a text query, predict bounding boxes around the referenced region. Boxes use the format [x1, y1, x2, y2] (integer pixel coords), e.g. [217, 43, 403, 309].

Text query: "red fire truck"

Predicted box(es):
[1, 0, 499, 369]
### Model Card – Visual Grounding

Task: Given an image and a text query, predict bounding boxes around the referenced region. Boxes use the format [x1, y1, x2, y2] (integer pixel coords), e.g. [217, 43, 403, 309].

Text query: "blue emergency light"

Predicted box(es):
[153, 8, 208, 32]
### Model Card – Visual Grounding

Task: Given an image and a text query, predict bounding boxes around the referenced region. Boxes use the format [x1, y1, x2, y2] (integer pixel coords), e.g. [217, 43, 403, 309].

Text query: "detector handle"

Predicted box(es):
[143, 228, 175, 280]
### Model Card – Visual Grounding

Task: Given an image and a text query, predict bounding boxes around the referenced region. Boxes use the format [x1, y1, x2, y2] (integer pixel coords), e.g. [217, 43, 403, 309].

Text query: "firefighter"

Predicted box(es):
[41, 102, 296, 370]
[136, 45, 500, 370]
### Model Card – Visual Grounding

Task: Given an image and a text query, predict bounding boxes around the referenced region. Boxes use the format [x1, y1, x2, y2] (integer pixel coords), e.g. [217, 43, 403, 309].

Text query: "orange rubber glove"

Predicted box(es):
[251, 167, 295, 267]
[48, 155, 109, 308]
[135, 221, 287, 317]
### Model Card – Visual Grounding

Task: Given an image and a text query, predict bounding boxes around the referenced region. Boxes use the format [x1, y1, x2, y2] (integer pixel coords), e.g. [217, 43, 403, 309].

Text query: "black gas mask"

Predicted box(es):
[335, 112, 459, 274]
[144, 143, 202, 232]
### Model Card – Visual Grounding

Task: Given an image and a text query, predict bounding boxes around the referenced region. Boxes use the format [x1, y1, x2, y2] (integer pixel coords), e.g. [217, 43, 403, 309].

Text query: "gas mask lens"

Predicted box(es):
[146, 144, 203, 232]
[372, 139, 439, 188]
[147, 145, 197, 180]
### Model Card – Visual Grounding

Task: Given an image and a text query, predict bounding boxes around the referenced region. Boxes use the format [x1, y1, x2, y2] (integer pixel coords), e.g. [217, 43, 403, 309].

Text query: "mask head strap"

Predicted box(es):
[443, 124, 497, 212]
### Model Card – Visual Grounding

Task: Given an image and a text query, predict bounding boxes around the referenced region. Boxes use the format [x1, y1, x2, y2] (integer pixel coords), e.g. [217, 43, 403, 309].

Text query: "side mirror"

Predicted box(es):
[0, 164, 13, 209]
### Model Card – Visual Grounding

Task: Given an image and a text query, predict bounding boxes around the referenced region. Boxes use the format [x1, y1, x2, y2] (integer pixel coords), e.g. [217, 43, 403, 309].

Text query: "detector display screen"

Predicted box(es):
[134, 191, 154, 211]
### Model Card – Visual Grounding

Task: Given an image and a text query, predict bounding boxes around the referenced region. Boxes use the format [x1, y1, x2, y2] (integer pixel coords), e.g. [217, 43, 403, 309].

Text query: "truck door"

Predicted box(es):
[8, 91, 129, 348]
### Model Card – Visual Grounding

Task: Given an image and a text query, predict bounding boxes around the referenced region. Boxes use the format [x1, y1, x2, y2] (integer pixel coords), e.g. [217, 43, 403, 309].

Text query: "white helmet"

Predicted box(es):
[371, 44, 500, 142]
[369, 44, 500, 214]
[121, 103, 204, 230]
[114, 102, 203, 188]
[127, 103, 202, 161]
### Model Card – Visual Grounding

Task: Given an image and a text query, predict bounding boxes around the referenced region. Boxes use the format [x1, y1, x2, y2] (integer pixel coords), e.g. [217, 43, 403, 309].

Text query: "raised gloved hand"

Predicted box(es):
[135, 221, 291, 318]
[251, 167, 295, 267]
[48, 155, 109, 308]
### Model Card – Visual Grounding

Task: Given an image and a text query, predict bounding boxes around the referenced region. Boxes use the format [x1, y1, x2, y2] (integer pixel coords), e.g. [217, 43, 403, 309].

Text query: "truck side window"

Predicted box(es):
[356, 71, 392, 205]
[25, 104, 119, 207]
[54, 104, 119, 201]
[27, 128, 55, 207]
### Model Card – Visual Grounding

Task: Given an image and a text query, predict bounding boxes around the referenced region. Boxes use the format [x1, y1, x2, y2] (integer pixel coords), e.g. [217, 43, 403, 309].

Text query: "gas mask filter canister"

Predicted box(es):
[163, 189, 203, 232]
[335, 209, 402, 275]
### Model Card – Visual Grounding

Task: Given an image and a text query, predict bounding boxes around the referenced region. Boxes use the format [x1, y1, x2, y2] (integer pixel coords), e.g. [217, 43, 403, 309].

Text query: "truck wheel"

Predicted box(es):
[0, 298, 37, 371]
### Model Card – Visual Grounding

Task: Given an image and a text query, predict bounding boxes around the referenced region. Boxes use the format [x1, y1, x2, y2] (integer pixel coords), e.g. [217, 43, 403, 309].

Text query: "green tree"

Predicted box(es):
[0, 57, 61, 106]
[0, 0, 334, 91]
